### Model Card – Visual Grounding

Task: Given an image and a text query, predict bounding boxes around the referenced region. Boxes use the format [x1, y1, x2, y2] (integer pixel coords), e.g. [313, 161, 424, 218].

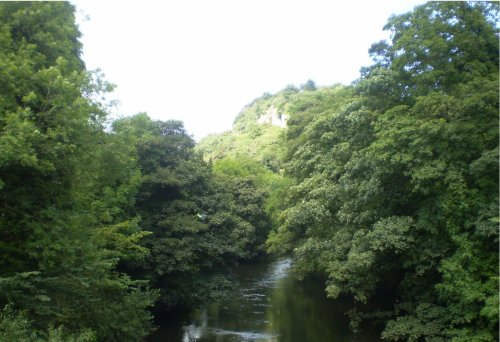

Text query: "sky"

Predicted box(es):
[72, 0, 426, 140]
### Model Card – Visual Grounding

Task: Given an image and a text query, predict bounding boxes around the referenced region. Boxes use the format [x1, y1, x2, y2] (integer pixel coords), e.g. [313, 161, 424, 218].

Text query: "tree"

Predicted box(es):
[271, 2, 499, 340]
[113, 115, 259, 310]
[300, 79, 317, 91]
[0, 3, 156, 340]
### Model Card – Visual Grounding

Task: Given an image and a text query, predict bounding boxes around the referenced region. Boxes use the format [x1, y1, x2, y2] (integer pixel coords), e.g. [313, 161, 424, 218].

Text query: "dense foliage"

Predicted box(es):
[1, 2, 498, 341]
[269, 2, 499, 341]
[111, 114, 270, 310]
[197, 87, 297, 238]
[197, 87, 298, 172]
[0, 3, 157, 341]
[0, 2, 273, 341]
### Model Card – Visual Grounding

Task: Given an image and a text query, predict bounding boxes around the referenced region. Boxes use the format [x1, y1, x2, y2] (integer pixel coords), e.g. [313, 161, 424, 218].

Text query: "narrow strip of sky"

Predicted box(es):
[73, 0, 426, 140]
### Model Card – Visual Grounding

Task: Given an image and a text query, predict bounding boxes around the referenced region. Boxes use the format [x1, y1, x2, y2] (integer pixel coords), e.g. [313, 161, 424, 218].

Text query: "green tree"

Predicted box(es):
[0, 3, 156, 340]
[300, 79, 317, 91]
[113, 115, 262, 310]
[271, 2, 498, 340]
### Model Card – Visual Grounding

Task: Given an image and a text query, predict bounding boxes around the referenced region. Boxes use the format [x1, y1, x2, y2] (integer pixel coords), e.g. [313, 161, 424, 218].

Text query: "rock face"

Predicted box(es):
[256, 105, 288, 128]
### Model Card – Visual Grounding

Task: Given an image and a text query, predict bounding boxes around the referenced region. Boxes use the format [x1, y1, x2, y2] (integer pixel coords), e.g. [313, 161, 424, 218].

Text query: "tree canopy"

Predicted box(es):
[0, 2, 497, 341]
[269, 2, 499, 340]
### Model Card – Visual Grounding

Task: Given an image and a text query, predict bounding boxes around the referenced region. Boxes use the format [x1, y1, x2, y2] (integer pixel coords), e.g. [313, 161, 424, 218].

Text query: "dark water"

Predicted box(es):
[149, 258, 381, 342]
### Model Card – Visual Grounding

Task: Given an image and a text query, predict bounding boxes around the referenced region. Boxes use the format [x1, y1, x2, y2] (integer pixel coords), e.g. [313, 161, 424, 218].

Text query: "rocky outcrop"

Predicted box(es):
[256, 105, 288, 128]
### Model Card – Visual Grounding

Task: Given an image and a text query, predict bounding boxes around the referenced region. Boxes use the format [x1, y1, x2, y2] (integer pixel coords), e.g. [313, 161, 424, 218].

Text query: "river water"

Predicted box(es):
[149, 258, 381, 342]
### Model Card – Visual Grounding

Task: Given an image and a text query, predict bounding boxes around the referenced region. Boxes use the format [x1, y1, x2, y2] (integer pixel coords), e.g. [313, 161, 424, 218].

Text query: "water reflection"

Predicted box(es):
[152, 258, 380, 342]
[181, 259, 290, 341]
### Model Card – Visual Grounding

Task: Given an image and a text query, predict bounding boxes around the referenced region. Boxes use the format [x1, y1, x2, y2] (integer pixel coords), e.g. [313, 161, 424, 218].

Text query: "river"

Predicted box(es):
[148, 258, 381, 341]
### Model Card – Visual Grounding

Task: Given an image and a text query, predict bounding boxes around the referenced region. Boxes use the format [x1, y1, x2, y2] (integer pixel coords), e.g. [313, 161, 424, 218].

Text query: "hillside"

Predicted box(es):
[196, 87, 297, 171]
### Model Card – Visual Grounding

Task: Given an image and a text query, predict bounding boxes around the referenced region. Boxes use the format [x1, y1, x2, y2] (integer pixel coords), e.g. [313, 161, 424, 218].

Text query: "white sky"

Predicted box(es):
[72, 0, 426, 140]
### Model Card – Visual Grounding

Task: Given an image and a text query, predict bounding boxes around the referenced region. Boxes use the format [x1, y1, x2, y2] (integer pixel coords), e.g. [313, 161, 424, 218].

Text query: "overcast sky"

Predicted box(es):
[72, 0, 426, 140]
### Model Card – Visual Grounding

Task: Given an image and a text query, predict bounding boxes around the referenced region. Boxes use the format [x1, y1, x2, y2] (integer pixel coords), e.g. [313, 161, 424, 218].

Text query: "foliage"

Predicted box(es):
[212, 157, 274, 255]
[197, 86, 299, 171]
[1, 1, 498, 341]
[300, 79, 317, 91]
[270, 2, 499, 341]
[197, 88, 298, 253]
[0, 305, 96, 342]
[0, 3, 156, 341]
[112, 115, 274, 311]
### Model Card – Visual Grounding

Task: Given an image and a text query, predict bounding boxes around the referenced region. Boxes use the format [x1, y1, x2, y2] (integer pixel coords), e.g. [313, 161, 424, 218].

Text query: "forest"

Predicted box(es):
[0, 2, 498, 341]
